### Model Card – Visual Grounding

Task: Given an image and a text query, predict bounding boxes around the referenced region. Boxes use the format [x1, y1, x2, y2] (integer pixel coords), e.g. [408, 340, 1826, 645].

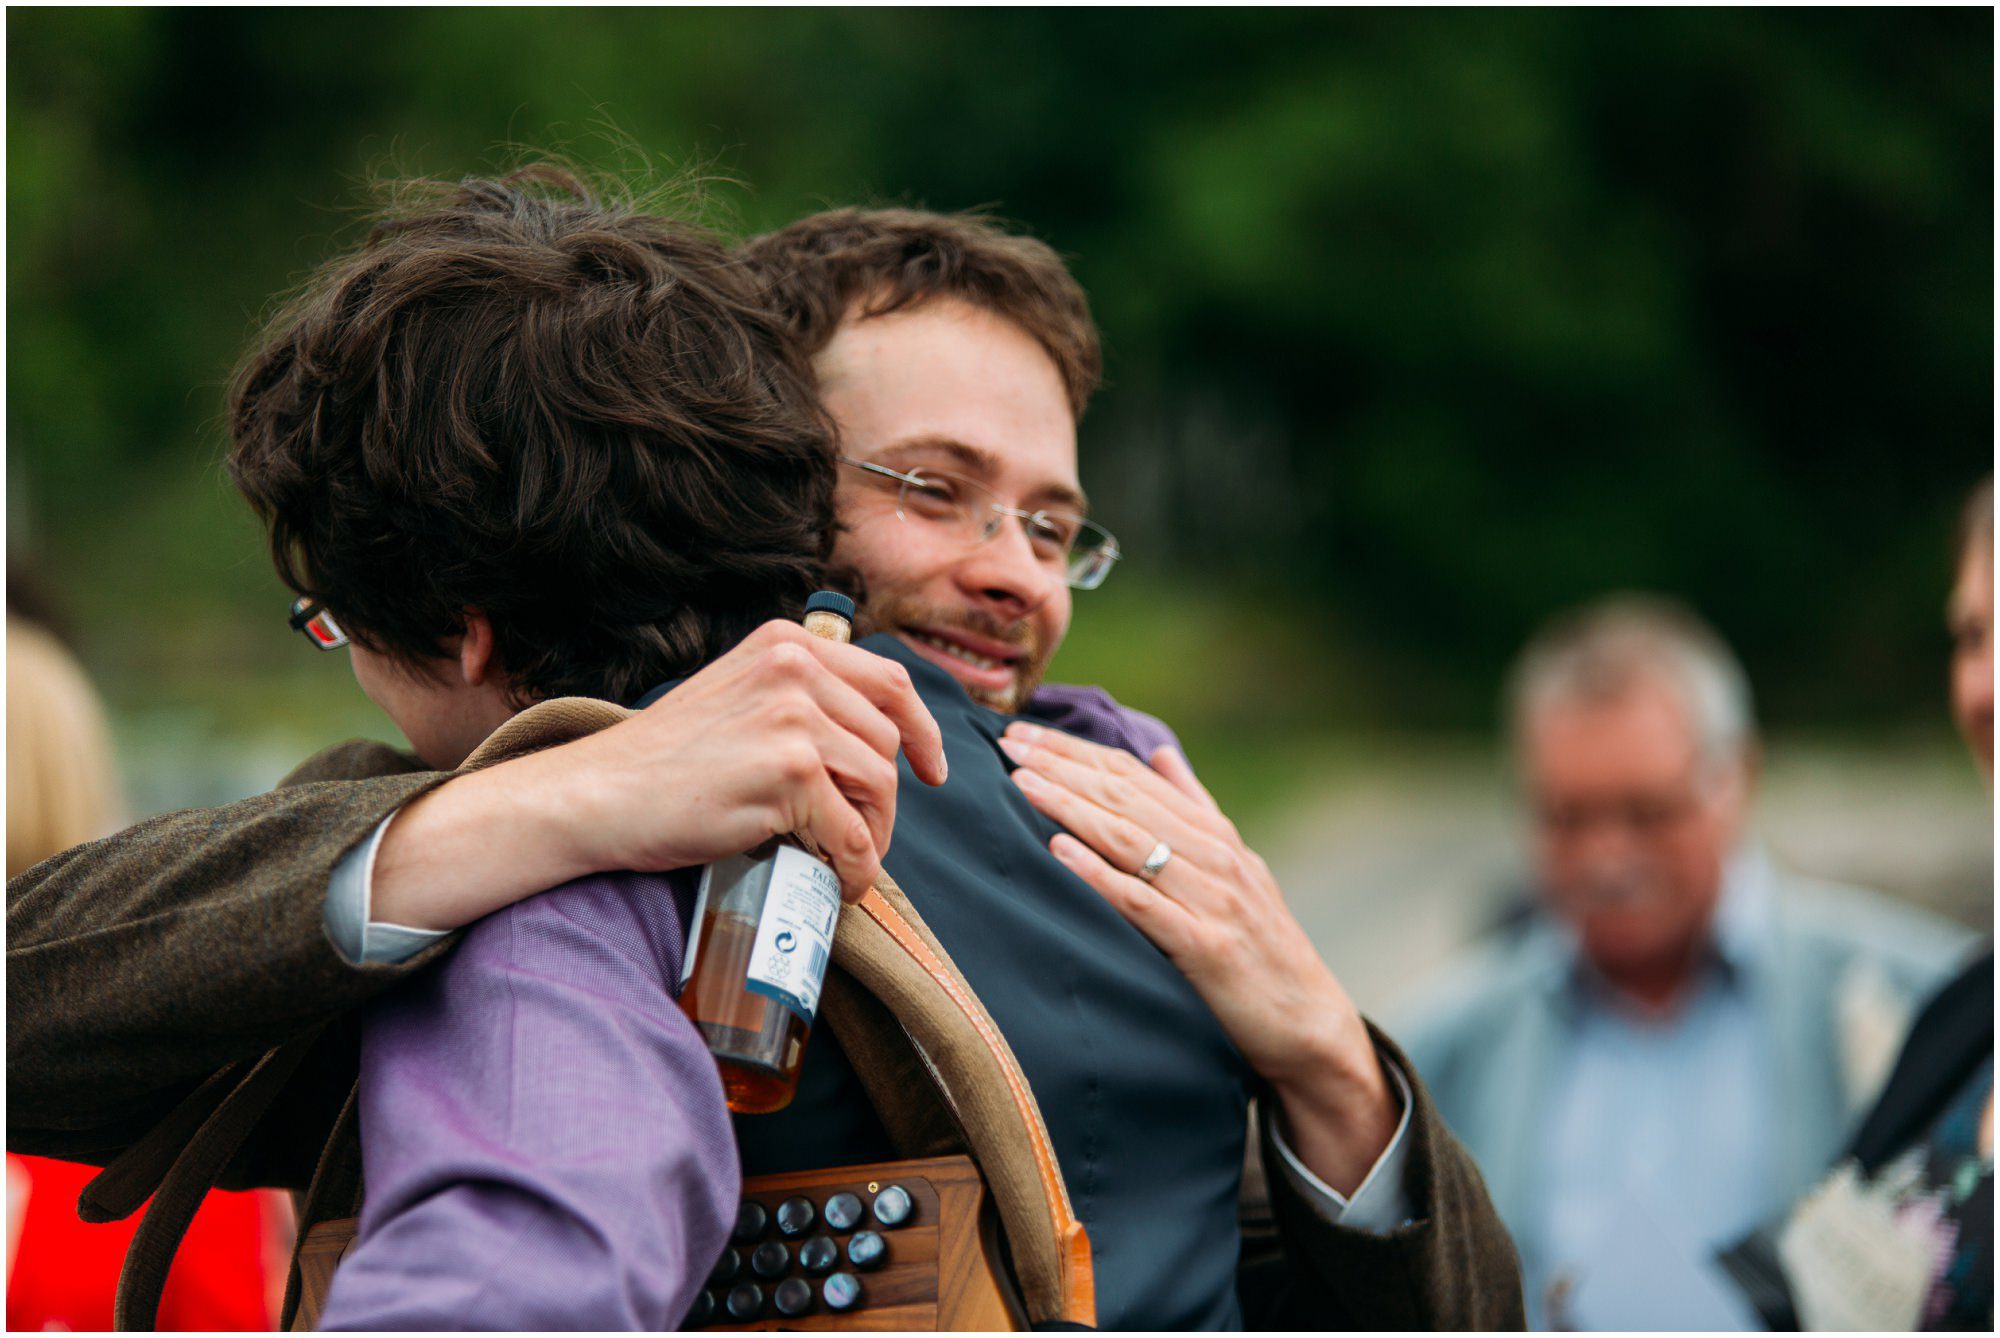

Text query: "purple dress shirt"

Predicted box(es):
[1021, 683, 1183, 764]
[318, 682, 1173, 1330]
[317, 870, 733, 1331]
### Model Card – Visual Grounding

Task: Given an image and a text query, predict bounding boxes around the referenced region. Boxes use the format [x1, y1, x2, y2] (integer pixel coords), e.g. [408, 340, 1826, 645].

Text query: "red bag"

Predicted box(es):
[8, 1154, 284, 1332]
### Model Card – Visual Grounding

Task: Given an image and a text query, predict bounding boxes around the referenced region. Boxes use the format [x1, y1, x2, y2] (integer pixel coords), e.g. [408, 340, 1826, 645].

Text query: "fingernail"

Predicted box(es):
[1011, 766, 1043, 792]
[1050, 833, 1083, 862]
[1008, 722, 1043, 743]
[999, 737, 1032, 765]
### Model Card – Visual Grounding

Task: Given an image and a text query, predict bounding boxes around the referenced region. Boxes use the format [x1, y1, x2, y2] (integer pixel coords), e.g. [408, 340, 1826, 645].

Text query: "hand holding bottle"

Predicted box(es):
[518, 608, 941, 900]
[369, 607, 945, 934]
[682, 592, 870, 1111]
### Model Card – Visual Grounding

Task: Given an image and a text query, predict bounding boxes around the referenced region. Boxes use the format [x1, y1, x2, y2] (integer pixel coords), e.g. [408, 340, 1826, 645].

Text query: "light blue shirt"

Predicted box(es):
[324, 815, 1417, 1232]
[1529, 896, 1769, 1329]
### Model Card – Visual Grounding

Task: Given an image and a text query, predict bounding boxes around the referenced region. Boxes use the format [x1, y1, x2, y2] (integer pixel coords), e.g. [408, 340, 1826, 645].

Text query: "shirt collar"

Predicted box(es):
[1532, 844, 1775, 1017]
[1709, 844, 1776, 979]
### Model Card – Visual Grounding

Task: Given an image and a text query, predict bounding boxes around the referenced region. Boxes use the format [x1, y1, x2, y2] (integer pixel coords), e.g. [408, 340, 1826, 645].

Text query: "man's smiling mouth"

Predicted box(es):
[896, 624, 1023, 691]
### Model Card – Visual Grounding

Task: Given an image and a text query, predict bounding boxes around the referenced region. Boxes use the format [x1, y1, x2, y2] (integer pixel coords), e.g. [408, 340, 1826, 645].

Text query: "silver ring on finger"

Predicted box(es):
[1137, 839, 1173, 882]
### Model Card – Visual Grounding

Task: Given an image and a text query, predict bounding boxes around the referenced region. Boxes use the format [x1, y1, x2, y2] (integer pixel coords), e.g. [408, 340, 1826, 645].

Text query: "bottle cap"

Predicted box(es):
[804, 590, 855, 622]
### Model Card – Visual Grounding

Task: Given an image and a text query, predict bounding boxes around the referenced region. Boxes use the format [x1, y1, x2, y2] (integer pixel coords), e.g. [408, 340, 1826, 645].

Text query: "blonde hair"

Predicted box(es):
[8, 617, 124, 877]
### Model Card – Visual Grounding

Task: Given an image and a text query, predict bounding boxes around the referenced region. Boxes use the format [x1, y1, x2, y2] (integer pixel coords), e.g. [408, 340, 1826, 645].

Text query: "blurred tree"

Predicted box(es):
[6, 7, 1989, 728]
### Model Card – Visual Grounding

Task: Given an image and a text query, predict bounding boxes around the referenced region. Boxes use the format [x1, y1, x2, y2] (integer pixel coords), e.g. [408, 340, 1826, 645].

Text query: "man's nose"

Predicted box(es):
[1567, 815, 1646, 873]
[952, 516, 1056, 618]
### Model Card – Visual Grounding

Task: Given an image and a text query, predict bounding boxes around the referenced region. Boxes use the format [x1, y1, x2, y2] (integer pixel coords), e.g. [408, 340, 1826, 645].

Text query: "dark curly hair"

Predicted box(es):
[739, 207, 1102, 422]
[228, 164, 835, 705]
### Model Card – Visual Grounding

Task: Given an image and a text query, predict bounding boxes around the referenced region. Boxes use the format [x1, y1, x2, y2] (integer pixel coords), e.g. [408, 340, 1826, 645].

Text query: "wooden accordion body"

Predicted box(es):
[291, 1155, 1022, 1331]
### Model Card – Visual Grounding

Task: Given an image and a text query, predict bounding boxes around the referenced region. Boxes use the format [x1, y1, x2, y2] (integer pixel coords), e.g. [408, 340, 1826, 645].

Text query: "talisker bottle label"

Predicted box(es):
[742, 843, 841, 1021]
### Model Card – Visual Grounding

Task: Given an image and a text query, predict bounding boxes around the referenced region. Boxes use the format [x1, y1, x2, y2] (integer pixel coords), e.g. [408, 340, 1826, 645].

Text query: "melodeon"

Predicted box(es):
[291, 1155, 1024, 1331]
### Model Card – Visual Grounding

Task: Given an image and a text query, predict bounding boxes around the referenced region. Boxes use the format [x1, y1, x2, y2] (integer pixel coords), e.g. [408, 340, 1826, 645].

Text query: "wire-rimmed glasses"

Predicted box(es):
[840, 457, 1121, 590]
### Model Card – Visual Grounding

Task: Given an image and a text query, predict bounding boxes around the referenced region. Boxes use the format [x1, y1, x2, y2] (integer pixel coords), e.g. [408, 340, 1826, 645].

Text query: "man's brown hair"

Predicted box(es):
[228, 165, 835, 705]
[740, 208, 1102, 420]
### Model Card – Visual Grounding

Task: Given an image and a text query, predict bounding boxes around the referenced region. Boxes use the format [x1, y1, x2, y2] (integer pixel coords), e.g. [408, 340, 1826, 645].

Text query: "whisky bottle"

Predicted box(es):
[679, 591, 855, 1113]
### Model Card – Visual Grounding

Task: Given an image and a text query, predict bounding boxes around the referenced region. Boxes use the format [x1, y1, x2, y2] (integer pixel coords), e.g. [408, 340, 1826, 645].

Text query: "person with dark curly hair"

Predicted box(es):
[11, 164, 948, 1328]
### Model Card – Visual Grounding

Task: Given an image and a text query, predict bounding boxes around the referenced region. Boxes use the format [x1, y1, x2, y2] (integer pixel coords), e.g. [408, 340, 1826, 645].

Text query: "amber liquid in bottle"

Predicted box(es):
[679, 841, 818, 1113]
[678, 595, 853, 1114]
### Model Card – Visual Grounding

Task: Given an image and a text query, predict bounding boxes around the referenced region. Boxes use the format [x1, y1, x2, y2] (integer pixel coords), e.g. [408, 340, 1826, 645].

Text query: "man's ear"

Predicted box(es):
[458, 611, 498, 687]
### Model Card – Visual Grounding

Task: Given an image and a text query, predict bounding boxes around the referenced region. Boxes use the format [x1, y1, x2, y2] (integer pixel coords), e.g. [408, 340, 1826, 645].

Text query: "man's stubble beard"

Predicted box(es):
[853, 587, 1056, 714]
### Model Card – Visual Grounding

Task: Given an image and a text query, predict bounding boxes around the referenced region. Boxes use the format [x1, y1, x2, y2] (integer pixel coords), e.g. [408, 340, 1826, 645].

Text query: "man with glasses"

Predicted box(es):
[733, 210, 1520, 1324]
[1397, 596, 1971, 1329]
[12, 201, 1522, 1327]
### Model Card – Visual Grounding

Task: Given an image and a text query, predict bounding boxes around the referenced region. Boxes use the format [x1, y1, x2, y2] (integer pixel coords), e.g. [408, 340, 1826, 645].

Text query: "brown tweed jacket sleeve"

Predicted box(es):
[1237, 1024, 1526, 1330]
[6, 740, 458, 1174]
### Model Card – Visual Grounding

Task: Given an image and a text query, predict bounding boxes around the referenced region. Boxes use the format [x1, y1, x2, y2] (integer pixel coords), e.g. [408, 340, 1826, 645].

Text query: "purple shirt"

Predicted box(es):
[320, 682, 1173, 1330]
[318, 870, 734, 1331]
[1023, 683, 1182, 764]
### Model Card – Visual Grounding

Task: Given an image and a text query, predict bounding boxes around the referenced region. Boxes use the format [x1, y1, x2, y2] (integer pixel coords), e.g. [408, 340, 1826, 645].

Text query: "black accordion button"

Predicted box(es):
[750, 1240, 790, 1280]
[774, 1277, 815, 1318]
[846, 1229, 887, 1271]
[872, 1184, 913, 1227]
[823, 1191, 864, 1231]
[705, 1249, 740, 1287]
[686, 1289, 717, 1327]
[776, 1195, 816, 1237]
[725, 1282, 765, 1321]
[732, 1200, 769, 1244]
[822, 1272, 863, 1312]
[798, 1234, 839, 1275]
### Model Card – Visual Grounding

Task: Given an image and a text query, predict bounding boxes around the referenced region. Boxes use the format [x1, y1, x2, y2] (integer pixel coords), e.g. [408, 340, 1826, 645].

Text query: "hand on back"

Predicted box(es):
[524, 619, 946, 900]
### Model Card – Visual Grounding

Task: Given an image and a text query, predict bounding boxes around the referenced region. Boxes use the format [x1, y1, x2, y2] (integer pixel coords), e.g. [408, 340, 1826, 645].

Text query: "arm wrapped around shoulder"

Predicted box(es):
[318, 869, 738, 1331]
[6, 747, 451, 1162]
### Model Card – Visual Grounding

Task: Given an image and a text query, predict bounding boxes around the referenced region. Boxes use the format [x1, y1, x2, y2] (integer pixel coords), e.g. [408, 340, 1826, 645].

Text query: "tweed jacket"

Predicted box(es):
[7, 740, 454, 1185]
[9, 693, 1524, 1329]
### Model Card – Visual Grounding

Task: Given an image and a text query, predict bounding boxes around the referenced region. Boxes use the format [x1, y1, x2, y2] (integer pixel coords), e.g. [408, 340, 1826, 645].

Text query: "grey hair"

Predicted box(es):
[1506, 594, 1756, 774]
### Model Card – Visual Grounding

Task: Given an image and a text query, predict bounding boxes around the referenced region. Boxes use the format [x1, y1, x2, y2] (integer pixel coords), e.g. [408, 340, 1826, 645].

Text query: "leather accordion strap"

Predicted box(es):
[78, 1060, 254, 1225]
[279, 1081, 365, 1331]
[830, 876, 1096, 1328]
[88, 1028, 323, 1329]
[463, 697, 1097, 1328]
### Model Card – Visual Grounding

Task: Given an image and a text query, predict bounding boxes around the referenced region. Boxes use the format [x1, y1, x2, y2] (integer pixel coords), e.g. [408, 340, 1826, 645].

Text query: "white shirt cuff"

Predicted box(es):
[324, 812, 450, 966]
[1267, 1057, 1418, 1233]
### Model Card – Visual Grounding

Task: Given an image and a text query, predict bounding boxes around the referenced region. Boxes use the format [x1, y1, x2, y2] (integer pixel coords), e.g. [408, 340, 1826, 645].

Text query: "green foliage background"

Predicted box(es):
[8, 8, 1992, 748]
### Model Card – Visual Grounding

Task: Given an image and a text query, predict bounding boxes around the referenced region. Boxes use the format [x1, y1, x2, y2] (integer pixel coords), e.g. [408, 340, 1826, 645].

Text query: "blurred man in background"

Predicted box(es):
[1400, 595, 1972, 1329]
